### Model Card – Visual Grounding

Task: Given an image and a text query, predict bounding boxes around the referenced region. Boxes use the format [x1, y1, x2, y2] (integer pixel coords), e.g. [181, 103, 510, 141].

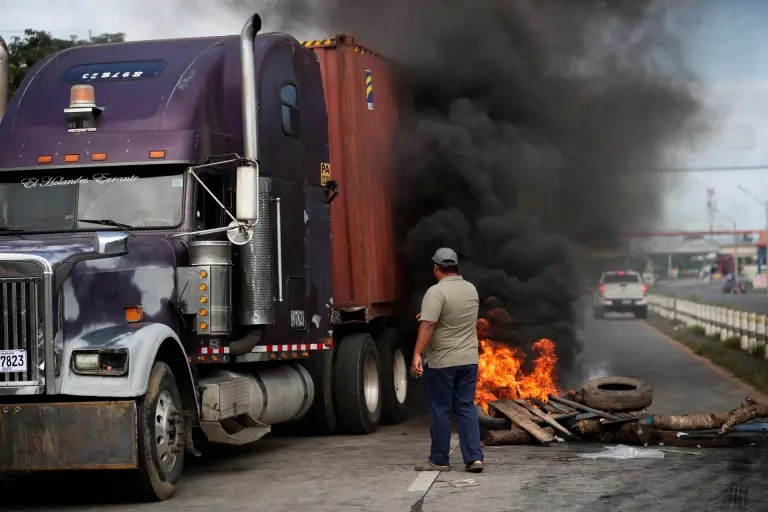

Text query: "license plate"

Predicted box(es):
[621, 300, 632, 305]
[0, 350, 28, 373]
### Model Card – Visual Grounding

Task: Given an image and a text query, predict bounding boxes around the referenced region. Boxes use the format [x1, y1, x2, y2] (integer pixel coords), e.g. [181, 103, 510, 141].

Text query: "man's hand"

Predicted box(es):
[411, 353, 423, 378]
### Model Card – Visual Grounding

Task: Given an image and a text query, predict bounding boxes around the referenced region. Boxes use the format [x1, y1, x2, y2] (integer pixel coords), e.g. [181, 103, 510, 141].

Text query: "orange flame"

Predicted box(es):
[474, 318, 559, 413]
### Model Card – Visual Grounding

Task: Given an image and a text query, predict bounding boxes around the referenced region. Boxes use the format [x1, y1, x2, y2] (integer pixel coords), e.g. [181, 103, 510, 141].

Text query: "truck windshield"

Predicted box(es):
[0, 166, 185, 232]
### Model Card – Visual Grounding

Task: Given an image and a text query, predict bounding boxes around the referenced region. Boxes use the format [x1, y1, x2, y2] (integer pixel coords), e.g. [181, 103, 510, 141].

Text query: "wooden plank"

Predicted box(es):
[490, 400, 556, 444]
[548, 394, 618, 420]
[514, 399, 576, 438]
[530, 398, 564, 414]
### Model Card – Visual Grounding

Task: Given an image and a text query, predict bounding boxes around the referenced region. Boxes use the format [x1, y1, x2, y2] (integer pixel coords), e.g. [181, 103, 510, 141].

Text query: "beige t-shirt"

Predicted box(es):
[420, 275, 480, 368]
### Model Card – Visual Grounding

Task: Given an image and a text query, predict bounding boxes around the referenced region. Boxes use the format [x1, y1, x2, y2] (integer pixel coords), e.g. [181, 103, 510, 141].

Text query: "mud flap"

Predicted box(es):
[0, 401, 138, 471]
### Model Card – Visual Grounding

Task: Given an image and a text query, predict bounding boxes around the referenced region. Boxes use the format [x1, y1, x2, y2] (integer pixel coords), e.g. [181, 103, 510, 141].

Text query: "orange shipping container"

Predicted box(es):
[306, 35, 404, 320]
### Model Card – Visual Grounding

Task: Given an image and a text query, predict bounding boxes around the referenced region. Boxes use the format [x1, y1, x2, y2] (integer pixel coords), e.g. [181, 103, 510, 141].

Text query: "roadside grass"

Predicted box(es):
[654, 317, 768, 394]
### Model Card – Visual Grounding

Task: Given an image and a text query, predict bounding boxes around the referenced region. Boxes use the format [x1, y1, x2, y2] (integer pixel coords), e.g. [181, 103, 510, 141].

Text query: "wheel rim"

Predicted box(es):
[363, 352, 380, 414]
[392, 348, 408, 404]
[155, 390, 181, 474]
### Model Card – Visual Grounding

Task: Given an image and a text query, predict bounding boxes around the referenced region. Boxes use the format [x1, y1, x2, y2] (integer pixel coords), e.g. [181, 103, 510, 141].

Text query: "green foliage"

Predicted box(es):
[686, 325, 706, 335]
[5, 30, 126, 95]
[724, 336, 742, 350]
[748, 343, 766, 359]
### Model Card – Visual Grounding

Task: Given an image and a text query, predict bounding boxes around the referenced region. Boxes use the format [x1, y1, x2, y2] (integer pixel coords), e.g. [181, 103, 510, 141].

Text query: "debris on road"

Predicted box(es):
[478, 377, 768, 449]
[576, 444, 665, 459]
[448, 479, 479, 488]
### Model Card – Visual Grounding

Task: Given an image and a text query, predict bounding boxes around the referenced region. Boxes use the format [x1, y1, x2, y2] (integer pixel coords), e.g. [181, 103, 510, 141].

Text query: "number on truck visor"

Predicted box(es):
[60, 61, 167, 83]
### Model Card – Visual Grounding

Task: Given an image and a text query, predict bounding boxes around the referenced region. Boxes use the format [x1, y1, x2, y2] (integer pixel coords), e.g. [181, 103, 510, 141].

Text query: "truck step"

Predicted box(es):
[199, 414, 271, 446]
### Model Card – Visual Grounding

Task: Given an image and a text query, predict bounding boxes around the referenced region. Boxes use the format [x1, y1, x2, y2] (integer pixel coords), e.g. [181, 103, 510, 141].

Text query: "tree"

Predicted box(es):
[6, 30, 126, 95]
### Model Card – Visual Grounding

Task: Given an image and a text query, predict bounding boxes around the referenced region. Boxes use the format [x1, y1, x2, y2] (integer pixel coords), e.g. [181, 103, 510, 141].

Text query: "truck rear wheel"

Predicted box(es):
[301, 348, 339, 434]
[334, 333, 382, 434]
[377, 329, 408, 425]
[133, 361, 185, 501]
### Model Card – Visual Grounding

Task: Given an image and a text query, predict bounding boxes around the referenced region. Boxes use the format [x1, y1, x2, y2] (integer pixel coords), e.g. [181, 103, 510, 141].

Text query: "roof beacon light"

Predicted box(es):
[64, 84, 104, 133]
[70, 84, 97, 108]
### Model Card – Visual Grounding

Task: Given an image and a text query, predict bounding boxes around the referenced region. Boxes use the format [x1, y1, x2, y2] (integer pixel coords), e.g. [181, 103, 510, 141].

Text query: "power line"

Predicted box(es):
[658, 165, 768, 173]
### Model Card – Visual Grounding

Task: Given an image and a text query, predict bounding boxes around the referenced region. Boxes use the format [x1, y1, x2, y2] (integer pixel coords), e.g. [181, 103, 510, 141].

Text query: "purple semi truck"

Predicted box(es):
[0, 14, 410, 501]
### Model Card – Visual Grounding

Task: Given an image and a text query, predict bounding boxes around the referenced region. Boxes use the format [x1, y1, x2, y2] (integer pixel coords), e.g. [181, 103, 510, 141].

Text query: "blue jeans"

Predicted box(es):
[422, 363, 484, 466]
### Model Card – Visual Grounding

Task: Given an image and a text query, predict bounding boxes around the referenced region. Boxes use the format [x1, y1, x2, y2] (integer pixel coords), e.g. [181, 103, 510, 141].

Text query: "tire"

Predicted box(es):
[581, 376, 652, 413]
[593, 307, 605, 320]
[300, 348, 339, 435]
[635, 306, 648, 319]
[334, 333, 382, 434]
[377, 329, 409, 425]
[133, 361, 185, 501]
[476, 403, 511, 430]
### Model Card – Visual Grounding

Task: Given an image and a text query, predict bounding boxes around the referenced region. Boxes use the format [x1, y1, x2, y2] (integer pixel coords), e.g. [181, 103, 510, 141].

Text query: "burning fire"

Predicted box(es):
[475, 318, 559, 413]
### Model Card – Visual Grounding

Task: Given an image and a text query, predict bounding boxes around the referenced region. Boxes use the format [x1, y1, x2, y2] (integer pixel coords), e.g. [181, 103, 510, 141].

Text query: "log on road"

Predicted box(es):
[720, 398, 768, 434]
[484, 426, 555, 446]
[640, 398, 768, 434]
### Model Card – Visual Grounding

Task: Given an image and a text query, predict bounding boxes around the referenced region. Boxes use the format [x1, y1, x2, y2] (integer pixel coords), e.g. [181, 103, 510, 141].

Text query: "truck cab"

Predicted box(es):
[0, 14, 409, 501]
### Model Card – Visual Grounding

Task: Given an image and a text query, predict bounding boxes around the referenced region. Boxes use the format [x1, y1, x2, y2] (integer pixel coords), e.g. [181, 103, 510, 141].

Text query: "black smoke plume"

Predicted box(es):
[222, 0, 707, 380]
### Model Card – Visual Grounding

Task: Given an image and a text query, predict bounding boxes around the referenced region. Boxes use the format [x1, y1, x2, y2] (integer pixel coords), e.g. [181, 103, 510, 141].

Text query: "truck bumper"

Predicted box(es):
[0, 401, 138, 471]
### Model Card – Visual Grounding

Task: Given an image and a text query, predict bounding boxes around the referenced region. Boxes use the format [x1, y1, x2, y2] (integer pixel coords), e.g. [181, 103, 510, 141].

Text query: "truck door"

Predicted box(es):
[259, 44, 310, 342]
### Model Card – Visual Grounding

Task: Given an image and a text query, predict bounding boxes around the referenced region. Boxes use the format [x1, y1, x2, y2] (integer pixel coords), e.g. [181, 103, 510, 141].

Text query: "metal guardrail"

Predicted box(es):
[648, 293, 768, 360]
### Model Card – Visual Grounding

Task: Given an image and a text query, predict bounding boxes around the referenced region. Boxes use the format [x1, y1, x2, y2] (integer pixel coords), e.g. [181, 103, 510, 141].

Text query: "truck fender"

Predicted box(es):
[59, 323, 199, 414]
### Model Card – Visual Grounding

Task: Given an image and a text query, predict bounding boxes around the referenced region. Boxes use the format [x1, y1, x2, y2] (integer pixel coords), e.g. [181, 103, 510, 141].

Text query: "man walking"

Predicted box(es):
[412, 248, 484, 473]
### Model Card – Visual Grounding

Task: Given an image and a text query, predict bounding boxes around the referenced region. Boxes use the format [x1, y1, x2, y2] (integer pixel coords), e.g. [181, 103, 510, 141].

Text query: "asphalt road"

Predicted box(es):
[4, 314, 768, 511]
[655, 278, 768, 314]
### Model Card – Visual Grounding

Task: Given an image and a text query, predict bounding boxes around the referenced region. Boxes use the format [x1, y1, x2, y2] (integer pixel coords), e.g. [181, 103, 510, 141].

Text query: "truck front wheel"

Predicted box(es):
[334, 333, 382, 434]
[134, 361, 185, 501]
[301, 348, 339, 435]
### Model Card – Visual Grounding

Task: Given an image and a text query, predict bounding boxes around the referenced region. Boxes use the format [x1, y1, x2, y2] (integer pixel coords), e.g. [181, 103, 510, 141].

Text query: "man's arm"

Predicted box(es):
[411, 288, 444, 377]
[414, 320, 437, 358]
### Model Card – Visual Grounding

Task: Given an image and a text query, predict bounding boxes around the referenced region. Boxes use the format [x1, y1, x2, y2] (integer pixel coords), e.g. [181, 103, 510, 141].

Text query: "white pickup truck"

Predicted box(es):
[593, 270, 648, 319]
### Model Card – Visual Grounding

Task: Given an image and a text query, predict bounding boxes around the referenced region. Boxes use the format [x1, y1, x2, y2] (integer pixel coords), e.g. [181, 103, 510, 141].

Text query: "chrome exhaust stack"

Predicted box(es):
[0, 37, 9, 119]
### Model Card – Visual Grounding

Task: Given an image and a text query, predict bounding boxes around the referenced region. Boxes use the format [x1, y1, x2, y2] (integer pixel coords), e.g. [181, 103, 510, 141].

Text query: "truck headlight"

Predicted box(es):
[72, 349, 129, 376]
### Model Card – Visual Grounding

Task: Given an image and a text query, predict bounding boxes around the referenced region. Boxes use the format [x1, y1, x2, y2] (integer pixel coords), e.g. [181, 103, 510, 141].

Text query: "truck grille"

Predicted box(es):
[0, 278, 41, 384]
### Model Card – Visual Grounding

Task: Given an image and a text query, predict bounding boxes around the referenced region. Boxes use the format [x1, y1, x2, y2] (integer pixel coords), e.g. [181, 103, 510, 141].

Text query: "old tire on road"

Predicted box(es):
[377, 328, 409, 425]
[581, 376, 653, 413]
[133, 361, 185, 501]
[334, 333, 382, 434]
[301, 348, 339, 435]
[477, 404, 511, 430]
[593, 307, 605, 320]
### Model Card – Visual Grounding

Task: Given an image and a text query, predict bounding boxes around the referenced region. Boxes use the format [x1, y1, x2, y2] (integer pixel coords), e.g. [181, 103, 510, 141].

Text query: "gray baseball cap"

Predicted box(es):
[431, 247, 459, 267]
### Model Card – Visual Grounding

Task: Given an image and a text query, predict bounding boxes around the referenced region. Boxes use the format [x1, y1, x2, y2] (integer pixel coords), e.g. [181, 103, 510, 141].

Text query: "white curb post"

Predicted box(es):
[740, 311, 749, 350]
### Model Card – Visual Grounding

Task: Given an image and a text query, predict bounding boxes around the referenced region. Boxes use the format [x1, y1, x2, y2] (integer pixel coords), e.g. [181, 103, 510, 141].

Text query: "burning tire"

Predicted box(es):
[301, 348, 339, 435]
[334, 334, 382, 434]
[133, 361, 185, 501]
[377, 328, 409, 425]
[580, 376, 652, 413]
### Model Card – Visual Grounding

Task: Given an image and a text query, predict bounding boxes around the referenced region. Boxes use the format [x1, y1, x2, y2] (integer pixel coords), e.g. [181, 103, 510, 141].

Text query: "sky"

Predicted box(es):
[3, 0, 768, 234]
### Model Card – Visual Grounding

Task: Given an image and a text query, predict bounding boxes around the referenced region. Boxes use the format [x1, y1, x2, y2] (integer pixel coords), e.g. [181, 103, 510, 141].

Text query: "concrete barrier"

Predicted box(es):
[647, 294, 768, 360]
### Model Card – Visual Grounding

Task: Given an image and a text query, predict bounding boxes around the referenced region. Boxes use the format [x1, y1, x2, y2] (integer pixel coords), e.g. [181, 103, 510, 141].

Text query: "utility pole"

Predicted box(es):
[733, 220, 739, 279]
[706, 188, 716, 239]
